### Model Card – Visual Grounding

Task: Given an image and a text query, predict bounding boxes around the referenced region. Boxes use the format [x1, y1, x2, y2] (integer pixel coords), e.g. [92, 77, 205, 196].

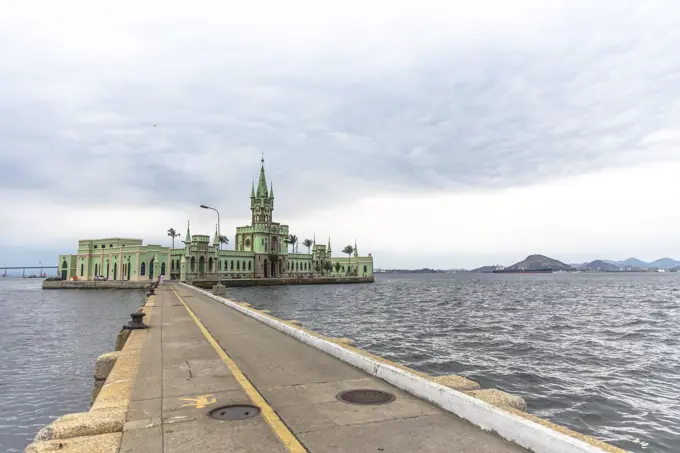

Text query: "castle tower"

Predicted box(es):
[184, 221, 191, 246]
[250, 157, 274, 226]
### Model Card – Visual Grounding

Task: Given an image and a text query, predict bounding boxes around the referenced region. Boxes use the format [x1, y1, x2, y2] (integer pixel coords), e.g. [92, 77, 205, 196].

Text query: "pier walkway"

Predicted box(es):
[121, 283, 528, 453]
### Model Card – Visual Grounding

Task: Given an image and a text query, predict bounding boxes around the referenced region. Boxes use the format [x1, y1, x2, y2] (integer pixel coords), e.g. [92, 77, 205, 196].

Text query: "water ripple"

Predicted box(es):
[0, 279, 144, 452]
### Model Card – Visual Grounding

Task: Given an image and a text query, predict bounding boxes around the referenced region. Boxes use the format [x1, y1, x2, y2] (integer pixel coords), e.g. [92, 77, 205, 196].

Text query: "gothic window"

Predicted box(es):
[242, 260, 246, 270]
[95, 264, 98, 275]
[364, 265, 367, 273]
[231, 260, 234, 270]
[80, 264, 84, 276]
[248, 261, 252, 270]
[161, 262, 166, 275]
[237, 261, 240, 270]
[141, 262, 146, 276]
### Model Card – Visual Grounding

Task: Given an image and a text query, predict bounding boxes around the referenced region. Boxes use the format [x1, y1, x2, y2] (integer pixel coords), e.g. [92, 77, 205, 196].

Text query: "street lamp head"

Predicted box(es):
[200, 204, 209, 209]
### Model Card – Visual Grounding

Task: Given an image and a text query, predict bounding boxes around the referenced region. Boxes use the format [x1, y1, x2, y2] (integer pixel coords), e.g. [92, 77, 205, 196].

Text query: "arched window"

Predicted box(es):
[363, 265, 367, 273]
[113, 262, 117, 280]
[248, 261, 252, 270]
[106, 262, 110, 278]
[190, 257, 195, 272]
[161, 262, 166, 275]
[237, 260, 240, 270]
[208, 257, 213, 272]
[141, 262, 146, 276]
[242, 260, 246, 270]
[230, 260, 234, 270]
[94, 264, 98, 275]
[80, 264, 84, 276]
[341, 265, 345, 272]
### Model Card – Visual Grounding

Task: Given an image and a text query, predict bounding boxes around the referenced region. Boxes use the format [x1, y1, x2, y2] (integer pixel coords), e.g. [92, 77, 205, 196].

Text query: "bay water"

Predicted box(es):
[0, 279, 144, 452]
[1, 274, 678, 452]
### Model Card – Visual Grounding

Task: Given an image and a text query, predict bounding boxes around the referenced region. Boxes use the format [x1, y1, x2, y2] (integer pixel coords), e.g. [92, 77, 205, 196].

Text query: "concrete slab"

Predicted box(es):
[127, 398, 162, 421]
[120, 425, 163, 453]
[163, 418, 289, 453]
[299, 414, 527, 453]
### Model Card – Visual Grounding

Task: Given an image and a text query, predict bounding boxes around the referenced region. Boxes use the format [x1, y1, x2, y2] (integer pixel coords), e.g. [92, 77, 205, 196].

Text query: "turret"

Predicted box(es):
[327, 237, 332, 253]
[213, 224, 219, 247]
[354, 239, 358, 257]
[184, 221, 191, 244]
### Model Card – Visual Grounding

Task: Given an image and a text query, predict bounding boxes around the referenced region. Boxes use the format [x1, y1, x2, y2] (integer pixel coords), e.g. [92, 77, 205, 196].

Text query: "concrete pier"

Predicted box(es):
[27, 283, 627, 453]
[119, 284, 528, 453]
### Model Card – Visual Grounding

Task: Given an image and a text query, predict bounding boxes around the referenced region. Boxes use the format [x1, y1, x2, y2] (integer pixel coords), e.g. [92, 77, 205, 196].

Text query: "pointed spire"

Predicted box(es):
[269, 181, 274, 198]
[213, 223, 219, 246]
[354, 239, 358, 257]
[313, 233, 316, 246]
[185, 220, 191, 243]
[251, 180, 255, 198]
[327, 236, 332, 253]
[256, 157, 268, 198]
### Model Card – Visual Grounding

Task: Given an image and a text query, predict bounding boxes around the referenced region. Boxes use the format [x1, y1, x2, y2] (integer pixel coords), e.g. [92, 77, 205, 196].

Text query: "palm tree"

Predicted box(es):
[314, 261, 320, 274]
[286, 234, 298, 254]
[167, 228, 180, 249]
[217, 235, 229, 250]
[334, 261, 342, 274]
[324, 261, 333, 275]
[302, 238, 313, 254]
[342, 245, 354, 275]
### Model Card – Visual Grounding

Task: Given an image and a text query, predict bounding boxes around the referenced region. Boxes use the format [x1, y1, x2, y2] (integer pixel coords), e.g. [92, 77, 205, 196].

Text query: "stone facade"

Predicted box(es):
[57, 159, 373, 282]
[178, 159, 373, 282]
[58, 238, 170, 282]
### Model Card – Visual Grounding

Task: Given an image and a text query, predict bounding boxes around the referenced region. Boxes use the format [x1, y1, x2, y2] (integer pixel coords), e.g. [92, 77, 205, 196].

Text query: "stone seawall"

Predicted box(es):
[42, 280, 153, 290]
[192, 275, 374, 289]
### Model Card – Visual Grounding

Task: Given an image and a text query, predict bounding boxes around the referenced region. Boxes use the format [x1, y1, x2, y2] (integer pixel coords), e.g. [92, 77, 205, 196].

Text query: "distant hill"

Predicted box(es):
[507, 254, 574, 271]
[615, 257, 650, 268]
[648, 258, 680, 269]
[579, 260, 620, 271]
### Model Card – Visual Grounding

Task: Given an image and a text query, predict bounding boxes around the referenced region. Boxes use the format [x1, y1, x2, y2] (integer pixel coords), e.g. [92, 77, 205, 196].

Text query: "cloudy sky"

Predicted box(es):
[2, 0, 680, 270]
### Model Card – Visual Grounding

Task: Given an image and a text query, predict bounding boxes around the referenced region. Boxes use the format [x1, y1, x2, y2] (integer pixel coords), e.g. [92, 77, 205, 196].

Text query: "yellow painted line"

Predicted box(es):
[170, 286, 307, 453]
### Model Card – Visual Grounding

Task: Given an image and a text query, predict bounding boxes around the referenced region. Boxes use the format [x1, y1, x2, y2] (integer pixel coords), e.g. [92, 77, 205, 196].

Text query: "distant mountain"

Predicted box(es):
[616, 257, 649, 268]
[507, 254, 574, 271]
[579, 260, 620, 271]
[648, 258, 680, 269]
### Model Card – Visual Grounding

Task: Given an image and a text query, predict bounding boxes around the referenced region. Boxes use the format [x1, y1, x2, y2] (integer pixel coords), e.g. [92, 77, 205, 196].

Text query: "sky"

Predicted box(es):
[2, 0, 680, 269]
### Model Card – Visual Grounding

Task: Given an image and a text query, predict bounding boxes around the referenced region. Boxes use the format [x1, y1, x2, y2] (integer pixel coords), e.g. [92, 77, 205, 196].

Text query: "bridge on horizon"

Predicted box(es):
[1, 265, 58, 278]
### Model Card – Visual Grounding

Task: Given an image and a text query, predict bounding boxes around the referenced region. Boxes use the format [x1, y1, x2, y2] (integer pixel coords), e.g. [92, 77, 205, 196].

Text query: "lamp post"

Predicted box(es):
[200, 205, 220, 236]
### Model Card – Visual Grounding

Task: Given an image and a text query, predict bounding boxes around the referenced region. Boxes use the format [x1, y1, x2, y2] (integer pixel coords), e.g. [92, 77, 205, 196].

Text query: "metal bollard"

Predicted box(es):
[125, 312, 148, 330]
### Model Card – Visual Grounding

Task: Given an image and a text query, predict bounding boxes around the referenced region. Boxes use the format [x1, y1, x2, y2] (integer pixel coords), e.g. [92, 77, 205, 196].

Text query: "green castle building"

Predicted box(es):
[58, 159, 373, 282]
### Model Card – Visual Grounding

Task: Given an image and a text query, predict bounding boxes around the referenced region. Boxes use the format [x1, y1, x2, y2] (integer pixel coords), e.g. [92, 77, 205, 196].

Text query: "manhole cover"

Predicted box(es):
[336, 389, 396, 405]
[209, 405, 261, 420]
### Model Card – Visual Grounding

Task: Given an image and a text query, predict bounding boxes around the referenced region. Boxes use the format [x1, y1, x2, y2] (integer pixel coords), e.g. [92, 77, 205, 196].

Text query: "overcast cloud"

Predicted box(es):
[2, 0, 680, 268]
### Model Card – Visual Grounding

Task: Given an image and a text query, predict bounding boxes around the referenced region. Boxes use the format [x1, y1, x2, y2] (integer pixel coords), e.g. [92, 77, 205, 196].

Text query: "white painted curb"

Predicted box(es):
[182, 283, 613, 453]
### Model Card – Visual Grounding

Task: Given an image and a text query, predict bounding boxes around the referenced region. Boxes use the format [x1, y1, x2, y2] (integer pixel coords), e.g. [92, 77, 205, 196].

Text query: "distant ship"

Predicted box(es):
[492, 267, 554, 274]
